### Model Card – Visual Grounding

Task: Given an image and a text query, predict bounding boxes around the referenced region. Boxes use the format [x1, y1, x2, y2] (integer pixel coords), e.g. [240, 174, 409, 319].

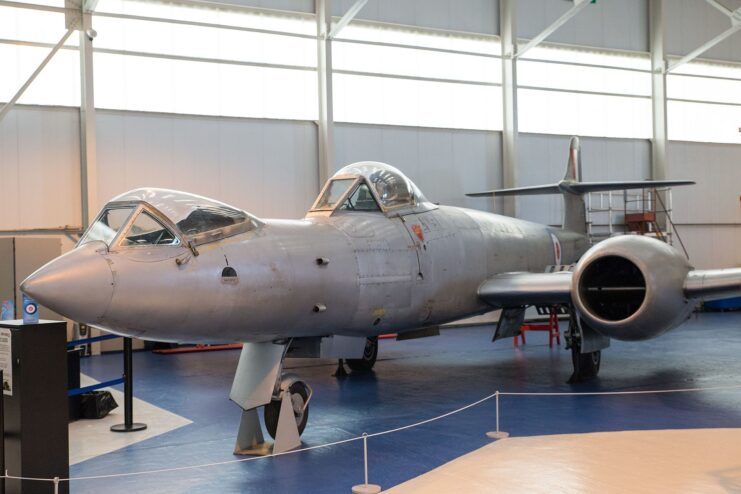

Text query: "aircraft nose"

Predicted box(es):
[20, 241, 115, 324]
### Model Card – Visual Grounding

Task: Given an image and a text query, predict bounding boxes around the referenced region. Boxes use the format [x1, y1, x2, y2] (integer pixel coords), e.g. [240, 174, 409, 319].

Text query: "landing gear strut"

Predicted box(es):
[568, 344, 601, 383]
[565, 309, 603, 383]
[231, 341, 312, 455]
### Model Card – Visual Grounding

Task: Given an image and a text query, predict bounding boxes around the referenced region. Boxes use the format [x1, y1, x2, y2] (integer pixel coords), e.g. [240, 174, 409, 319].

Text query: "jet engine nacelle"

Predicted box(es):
[571, 235, 693, 341]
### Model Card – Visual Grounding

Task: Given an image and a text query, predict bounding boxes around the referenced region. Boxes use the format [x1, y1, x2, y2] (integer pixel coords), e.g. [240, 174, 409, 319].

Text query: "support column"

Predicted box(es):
[500, 0, 518, 218]
[316, 0, 334, 189]
[78, 4, 98, 228]
[649, 0, 667, 182]
[649, 0, 668, 231]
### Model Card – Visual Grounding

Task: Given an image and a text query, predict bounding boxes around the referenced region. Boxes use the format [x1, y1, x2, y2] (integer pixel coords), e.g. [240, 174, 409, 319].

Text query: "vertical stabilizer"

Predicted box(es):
[562, 137, 586, 234]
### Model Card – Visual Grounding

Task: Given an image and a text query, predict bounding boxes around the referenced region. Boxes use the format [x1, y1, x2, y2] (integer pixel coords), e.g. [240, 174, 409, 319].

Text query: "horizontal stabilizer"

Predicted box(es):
[467, 180, 695, 198]
[467, 185, 562, 197]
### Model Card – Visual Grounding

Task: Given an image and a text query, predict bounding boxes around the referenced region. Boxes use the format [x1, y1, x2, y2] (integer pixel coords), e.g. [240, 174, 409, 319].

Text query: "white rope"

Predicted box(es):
[3, 382, 740, 483]
[499, 383, 741, 397]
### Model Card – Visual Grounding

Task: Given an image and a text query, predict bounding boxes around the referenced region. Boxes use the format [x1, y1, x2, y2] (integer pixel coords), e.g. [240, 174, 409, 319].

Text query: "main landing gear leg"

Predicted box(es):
[230, 341, 312, 455]
[565, 310, 604, 384]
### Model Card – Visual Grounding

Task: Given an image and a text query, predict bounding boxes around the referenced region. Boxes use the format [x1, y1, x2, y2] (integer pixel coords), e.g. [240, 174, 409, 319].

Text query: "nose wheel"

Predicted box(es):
[264, 380, 310, 439]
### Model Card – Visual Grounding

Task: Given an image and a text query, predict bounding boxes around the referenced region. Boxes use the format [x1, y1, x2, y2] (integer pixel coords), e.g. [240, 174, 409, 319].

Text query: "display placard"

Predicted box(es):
[0, 327, 12, 395]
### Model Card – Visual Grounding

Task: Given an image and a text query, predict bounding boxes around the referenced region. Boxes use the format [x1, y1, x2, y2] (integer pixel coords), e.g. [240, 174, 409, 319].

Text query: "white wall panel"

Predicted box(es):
[334, 123, 502, 212]
[96, 111, 318, 220]
[677, 225, 741, 269]
[664, 0, 741, 64]
[665, 141, 741, 268]
[0, 106, 81, 230]
[333, 0, 499, 35]
[517, 134, 651, 226]
[517, 0, 648, 52]
[667, 141, 741, 224]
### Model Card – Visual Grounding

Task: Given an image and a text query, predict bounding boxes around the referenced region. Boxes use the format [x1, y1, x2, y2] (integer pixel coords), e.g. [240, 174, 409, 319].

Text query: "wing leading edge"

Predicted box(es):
[479, 267, 741, 308]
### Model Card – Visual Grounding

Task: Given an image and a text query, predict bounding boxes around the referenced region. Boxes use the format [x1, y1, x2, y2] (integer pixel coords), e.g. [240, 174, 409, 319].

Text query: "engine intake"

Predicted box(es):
[572, 236, 693, 341]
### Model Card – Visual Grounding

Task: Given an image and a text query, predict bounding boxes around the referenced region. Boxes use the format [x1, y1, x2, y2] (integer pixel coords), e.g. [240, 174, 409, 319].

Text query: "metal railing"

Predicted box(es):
[586, 187, 688, 258]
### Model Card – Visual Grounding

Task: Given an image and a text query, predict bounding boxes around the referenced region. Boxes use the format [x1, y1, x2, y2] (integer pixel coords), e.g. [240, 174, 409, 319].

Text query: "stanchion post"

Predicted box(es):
[111, 338, 147, 433]
[0, 369, 4, 494]
[53, 476, 59, 494]
[486, 391, 509, 440]
[351, 433, 381, 494]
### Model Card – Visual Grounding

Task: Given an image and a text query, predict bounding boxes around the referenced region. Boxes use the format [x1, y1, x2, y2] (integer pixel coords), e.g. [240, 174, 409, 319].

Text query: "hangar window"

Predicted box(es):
[79, 207, 135, 246]
[667, 61, 741, 144]
[332, 21, 503, 131]
[517, 45, 652, 139]
[122, 211, 179, 246]
[0, 6, 80, 108]
[90, 0, 317, 120]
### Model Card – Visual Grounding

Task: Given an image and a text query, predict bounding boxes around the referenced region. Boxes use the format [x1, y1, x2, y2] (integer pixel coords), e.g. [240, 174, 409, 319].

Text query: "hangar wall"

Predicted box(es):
[333, 123, 501, 213]
[95, 110, 319, 220]
[0, 106, 81, 231]
[0, 0, 739, 272]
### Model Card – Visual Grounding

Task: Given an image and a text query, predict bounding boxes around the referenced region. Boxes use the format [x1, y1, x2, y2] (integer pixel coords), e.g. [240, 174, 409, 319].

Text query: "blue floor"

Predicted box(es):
[74, 312, 741, 493]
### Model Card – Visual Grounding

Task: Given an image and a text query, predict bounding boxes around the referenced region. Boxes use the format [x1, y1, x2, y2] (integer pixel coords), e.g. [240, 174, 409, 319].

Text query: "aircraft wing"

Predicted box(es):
[684, 268, 741, 301]
[479, 267, 741, 308]
[478, 271, 573, 307]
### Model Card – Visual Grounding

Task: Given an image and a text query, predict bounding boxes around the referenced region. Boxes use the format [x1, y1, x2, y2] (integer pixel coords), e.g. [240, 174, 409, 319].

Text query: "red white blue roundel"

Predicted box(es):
[24, 303, 37, 315]
[550, 233, 562, 265]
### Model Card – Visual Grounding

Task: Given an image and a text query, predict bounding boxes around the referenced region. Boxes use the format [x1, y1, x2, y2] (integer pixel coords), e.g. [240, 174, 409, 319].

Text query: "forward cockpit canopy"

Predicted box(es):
[310, 162, 435, 216]
[79, 188, 262, 248]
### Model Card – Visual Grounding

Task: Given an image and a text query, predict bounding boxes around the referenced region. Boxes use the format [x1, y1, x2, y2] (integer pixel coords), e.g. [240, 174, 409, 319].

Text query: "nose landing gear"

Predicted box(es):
[230, 341, 312, 455]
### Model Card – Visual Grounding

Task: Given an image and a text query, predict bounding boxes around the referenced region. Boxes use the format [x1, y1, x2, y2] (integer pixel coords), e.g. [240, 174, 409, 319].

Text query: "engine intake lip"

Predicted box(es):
[577, 255, 647, 323]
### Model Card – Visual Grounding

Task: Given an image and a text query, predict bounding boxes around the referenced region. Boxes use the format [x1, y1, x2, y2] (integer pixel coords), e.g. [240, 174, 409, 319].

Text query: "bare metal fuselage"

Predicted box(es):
[97, 206, 587, 343]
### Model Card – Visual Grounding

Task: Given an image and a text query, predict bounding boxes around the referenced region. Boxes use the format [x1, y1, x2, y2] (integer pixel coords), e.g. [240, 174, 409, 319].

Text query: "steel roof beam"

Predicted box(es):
[329, 0, 368, 40]
[667, 0, 741, 72]
[516, 0, 590, 58]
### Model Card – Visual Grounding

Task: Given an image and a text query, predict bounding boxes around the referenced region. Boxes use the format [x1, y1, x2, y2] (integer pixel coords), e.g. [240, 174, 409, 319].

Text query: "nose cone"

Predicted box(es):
[21, 242, 114, 324]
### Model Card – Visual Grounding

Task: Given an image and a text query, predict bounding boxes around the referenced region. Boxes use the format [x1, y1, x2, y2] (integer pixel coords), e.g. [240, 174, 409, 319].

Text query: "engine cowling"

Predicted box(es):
[572, 235, 694, 341]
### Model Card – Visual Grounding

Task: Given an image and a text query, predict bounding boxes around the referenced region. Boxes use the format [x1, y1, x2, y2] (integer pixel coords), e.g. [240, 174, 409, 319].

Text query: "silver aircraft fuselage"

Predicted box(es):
[23, 205, 586, 344]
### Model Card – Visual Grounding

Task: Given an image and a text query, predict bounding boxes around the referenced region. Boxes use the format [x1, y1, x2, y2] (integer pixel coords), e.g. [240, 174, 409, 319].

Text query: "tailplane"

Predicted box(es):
[466, 136, 695, 233]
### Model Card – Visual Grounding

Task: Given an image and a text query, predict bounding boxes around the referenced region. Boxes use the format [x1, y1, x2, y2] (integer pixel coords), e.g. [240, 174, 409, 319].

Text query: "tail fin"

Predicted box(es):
[466, 136, 695, 233]
[562, 137, 585, 233]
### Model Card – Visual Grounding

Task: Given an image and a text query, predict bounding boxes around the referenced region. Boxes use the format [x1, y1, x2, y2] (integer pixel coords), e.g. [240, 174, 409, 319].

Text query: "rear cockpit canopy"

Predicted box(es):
[79, 188, 262, 248]
[310, 162, 435, 216]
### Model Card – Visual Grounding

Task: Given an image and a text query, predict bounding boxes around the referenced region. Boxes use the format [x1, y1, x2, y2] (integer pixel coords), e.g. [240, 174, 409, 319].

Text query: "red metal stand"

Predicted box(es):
[514, 307, 561, 348]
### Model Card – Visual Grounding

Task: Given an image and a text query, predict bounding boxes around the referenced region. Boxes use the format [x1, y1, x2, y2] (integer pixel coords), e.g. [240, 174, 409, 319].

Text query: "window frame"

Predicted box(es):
[119, 209, 182, 248]
[106, 202, 184, 251]
[310, 175, 362, 212]
[78, 205, 138, 248]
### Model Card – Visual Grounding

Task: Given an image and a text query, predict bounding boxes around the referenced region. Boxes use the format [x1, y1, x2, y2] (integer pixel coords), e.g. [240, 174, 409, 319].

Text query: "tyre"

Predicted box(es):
[264, 381, 310, 439]
[569, 348, 601, 383]
[346, 337, 378, 373]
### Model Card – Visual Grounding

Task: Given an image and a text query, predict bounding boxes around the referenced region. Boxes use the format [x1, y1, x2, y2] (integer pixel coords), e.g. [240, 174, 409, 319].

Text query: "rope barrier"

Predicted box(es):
[3, 382, 740, 485]
[498, 383, 741, 397]
[68, 377, 125, 397]
[66, 334, 120, 347]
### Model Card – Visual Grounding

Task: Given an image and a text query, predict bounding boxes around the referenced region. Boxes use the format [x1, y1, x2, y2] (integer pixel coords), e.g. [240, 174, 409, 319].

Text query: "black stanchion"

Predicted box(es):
[1, 369, 4, 494]
[111, 338, 147, 433]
